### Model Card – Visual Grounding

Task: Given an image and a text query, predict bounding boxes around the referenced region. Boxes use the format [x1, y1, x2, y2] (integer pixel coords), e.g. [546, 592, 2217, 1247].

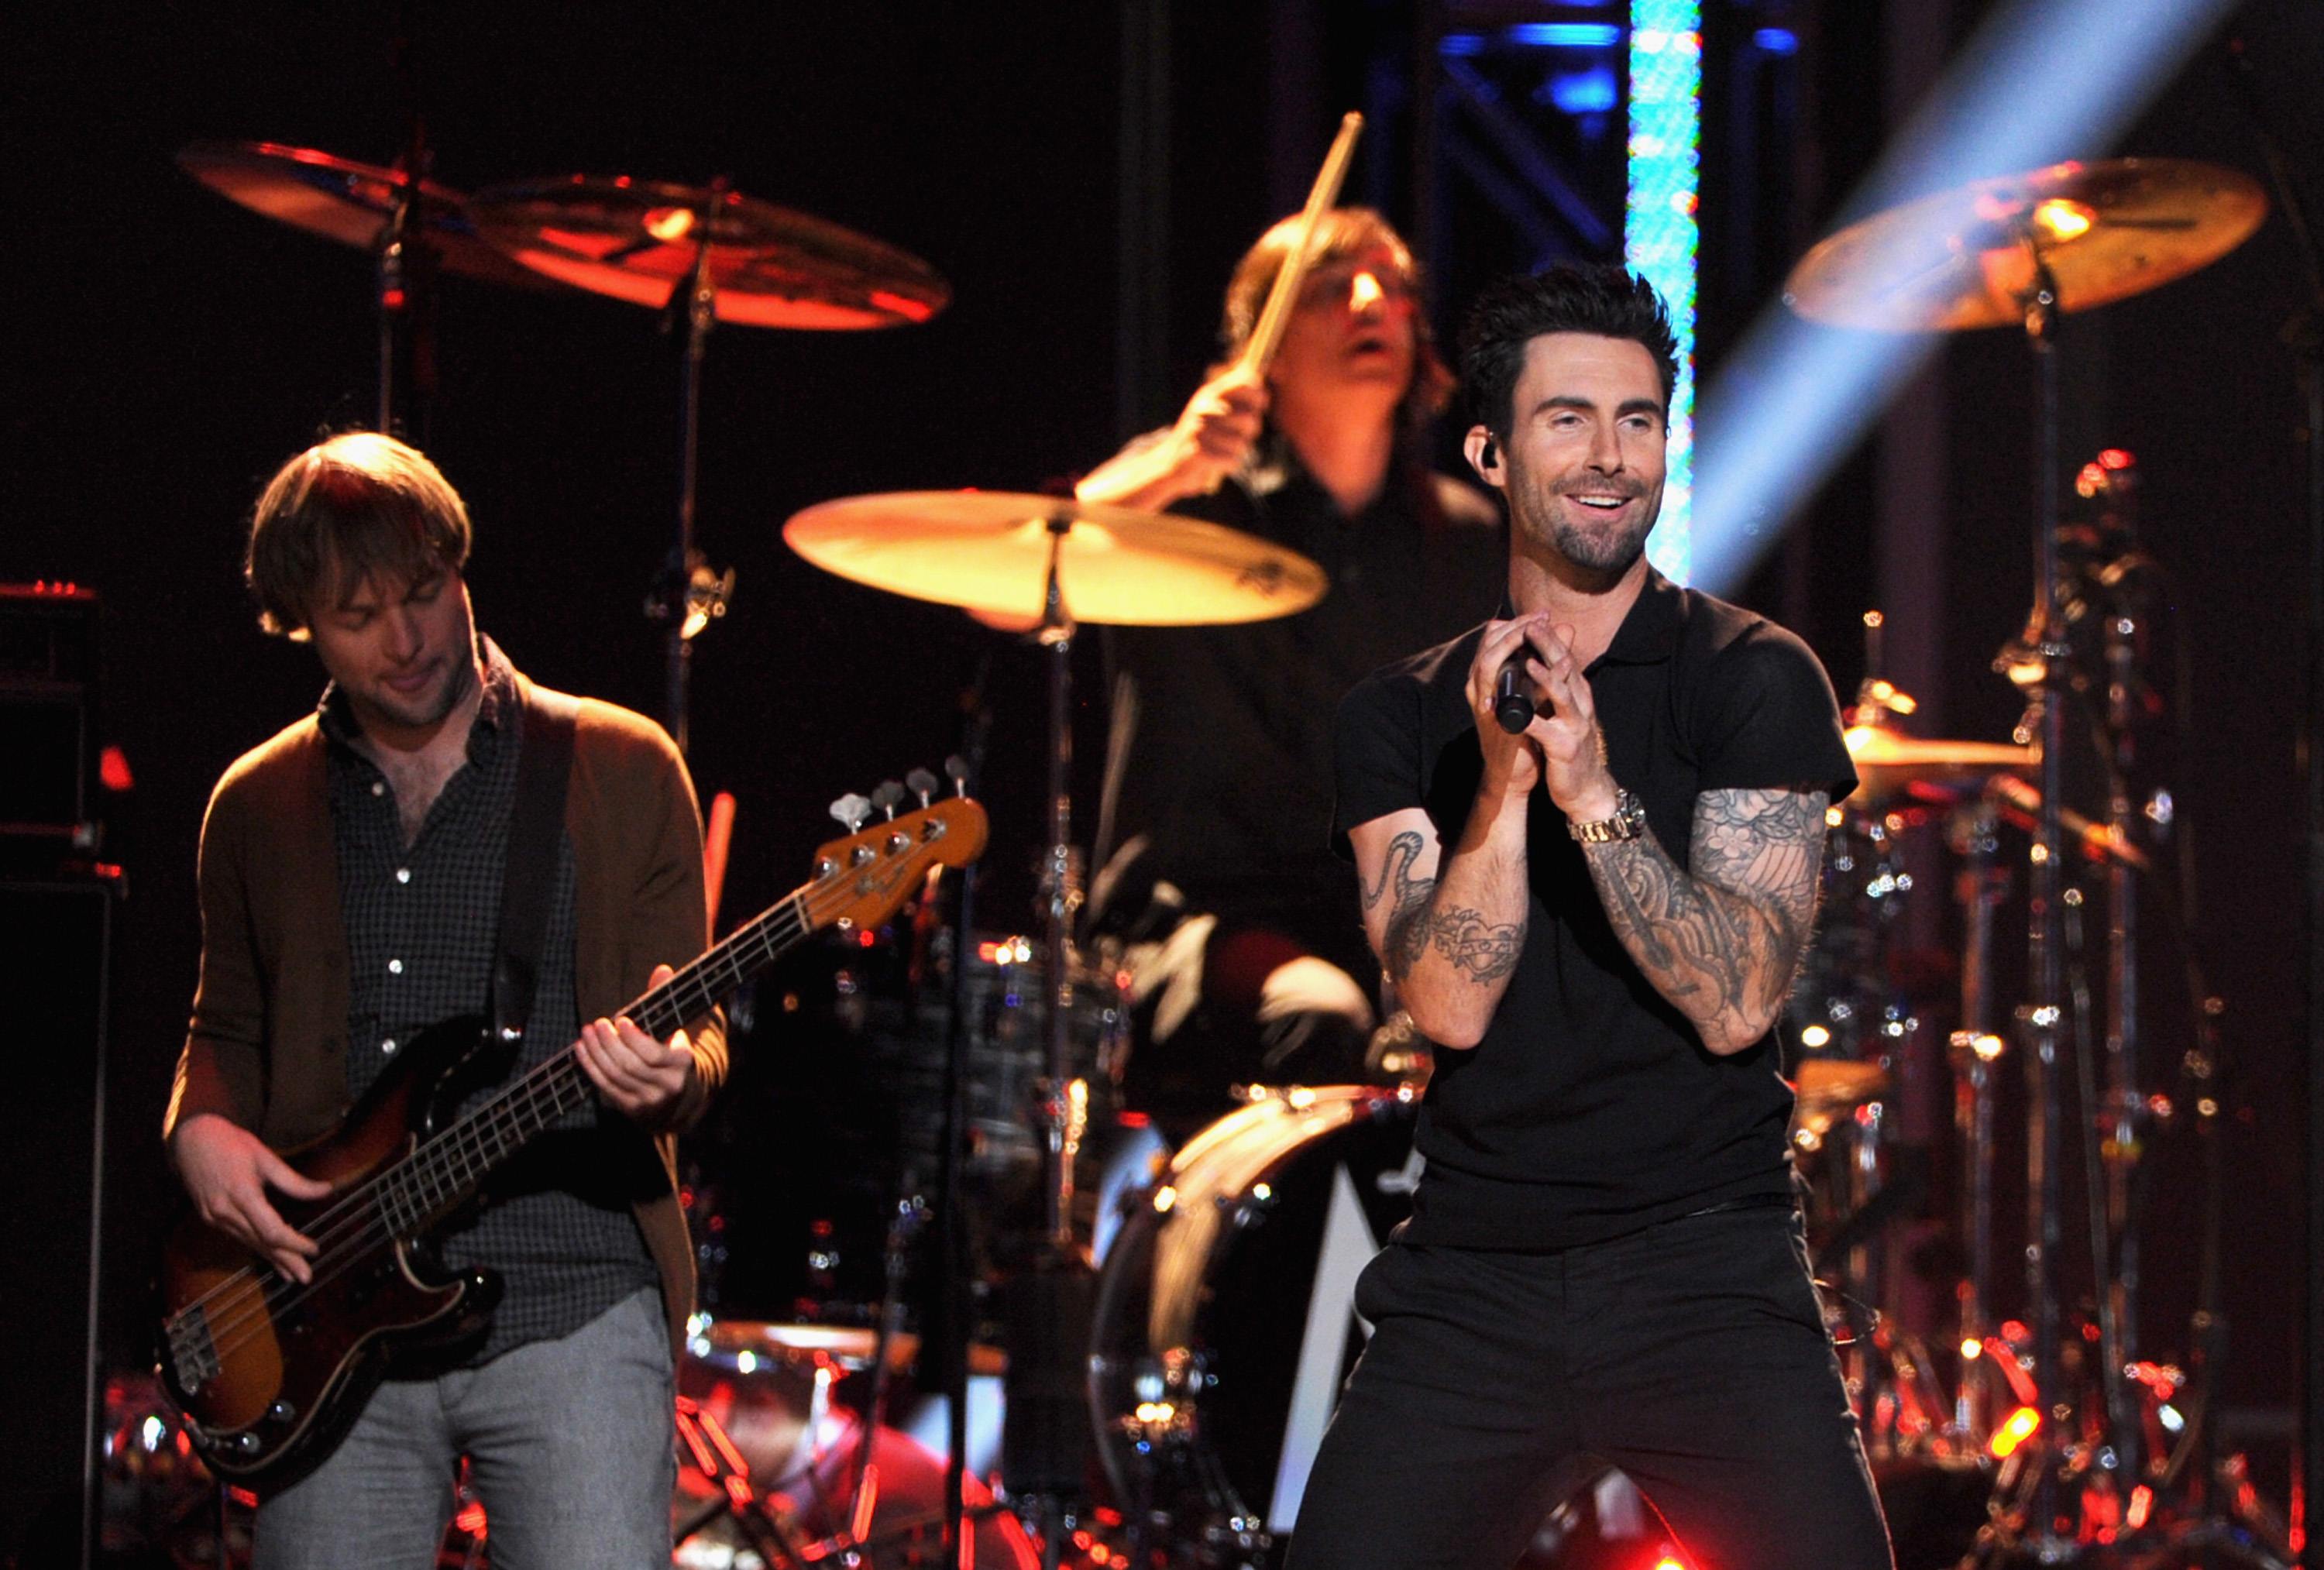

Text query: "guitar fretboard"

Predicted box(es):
[373, 889, 811, 1236]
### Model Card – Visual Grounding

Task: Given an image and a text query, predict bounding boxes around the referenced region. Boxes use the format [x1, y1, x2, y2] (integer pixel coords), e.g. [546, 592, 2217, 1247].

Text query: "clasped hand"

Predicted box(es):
[1466, 613, 1620, 823]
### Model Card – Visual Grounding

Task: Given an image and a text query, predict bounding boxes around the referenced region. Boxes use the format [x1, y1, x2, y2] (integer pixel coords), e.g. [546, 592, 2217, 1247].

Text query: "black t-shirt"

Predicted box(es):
[1331, 569, 1857, 1249]
[1104, 441, 1504, 970]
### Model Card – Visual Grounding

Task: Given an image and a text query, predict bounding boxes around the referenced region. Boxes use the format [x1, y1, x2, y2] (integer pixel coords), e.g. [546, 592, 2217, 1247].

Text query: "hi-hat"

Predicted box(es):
[178, 140, 552, 291]
[470, 176, 949, 330]
[1785, 157, 2267, 332]
[1844, 721, 2033, 802]
[783, 490, 1329, 627]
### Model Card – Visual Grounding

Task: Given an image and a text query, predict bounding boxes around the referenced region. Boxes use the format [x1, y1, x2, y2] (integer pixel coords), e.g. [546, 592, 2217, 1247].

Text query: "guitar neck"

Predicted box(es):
[376, 889, 811, 1235]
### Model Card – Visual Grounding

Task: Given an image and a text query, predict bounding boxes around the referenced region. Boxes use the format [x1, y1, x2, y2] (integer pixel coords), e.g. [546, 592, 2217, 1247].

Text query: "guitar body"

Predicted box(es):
[153, 793, 988, 1493]
[158, 1015, 509, 1488]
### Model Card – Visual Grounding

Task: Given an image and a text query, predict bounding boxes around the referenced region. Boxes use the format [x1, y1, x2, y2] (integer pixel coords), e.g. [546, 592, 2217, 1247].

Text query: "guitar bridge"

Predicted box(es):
[165, 1303, 222, 1391]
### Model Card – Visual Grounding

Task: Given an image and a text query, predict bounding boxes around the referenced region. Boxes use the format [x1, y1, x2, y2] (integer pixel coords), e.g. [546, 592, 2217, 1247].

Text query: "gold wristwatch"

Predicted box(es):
[1567, 788, 1646, 844]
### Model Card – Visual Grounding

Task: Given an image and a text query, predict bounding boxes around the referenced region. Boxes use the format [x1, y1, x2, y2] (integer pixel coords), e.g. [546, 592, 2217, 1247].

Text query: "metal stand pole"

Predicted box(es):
[2016, 256, 2071, 1547]
[1950, 797, 2006, 1442]
[375, 0, 437, 441]
[653, 184, 726, 755]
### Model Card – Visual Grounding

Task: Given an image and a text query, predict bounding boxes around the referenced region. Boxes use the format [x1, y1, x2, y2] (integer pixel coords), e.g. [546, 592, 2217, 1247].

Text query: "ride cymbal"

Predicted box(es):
[471, 176, 948, 329]
[783, 490, 1329, 627]
[1785, 157, 2267, 332]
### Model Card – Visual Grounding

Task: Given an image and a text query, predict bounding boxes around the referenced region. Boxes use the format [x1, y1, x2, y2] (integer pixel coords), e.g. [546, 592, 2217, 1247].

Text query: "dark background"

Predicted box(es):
[4, 0, 2315, 1543]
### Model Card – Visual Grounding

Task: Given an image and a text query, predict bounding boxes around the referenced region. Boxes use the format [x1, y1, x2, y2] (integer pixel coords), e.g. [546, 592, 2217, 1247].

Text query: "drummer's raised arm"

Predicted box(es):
[1075, 364, 1270, 513]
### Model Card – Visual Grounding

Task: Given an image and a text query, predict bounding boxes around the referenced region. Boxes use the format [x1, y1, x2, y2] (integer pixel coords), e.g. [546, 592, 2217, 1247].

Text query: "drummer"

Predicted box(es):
[1078, 208, 1503, 1137]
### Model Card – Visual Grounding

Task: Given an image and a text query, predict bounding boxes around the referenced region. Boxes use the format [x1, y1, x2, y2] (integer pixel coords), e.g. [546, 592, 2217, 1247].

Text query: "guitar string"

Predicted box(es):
[174, 884, 829, 1369]
[170, 891, 817, 1364]
[177, 828, 955, 1376]
[167, 891, 808, 1345]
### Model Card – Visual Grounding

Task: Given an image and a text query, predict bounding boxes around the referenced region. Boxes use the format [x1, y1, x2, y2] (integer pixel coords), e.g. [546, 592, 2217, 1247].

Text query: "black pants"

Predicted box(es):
[1284, 1205, 1895, 1570]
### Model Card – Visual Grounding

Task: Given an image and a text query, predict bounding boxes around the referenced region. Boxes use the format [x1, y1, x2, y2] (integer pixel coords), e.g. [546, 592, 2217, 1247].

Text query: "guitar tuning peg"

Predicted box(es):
[870, 780, 906, 820]
[943, 754, 971, 796]
[905, 767, 939, 807]
[829, 792, 873, 833]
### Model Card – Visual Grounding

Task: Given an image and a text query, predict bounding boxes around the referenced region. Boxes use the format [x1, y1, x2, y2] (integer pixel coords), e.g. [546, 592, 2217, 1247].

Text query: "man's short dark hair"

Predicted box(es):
[1458, 265, 1679, 438]
[245, 432, 472, 637]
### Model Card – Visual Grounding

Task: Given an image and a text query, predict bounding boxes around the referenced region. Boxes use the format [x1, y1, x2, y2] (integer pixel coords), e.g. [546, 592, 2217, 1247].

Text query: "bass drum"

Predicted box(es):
[1088, 1084, 1422, 1565]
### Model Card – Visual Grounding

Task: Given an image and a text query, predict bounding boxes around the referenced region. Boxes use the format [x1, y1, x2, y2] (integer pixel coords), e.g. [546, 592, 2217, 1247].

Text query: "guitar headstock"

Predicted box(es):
[806, 777, 988, 934]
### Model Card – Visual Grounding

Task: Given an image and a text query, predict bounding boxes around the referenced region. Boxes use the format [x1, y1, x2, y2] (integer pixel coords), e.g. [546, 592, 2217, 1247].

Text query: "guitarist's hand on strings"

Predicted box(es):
[170, 1113, 332, 1283]
[576, 963, 696, 1125]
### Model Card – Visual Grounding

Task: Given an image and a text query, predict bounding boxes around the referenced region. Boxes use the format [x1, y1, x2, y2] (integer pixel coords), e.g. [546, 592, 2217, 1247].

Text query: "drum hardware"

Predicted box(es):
[1789, 156, 2272, 1563]
[465, 177, 949, 752]
[784, 490, 1326, 1563]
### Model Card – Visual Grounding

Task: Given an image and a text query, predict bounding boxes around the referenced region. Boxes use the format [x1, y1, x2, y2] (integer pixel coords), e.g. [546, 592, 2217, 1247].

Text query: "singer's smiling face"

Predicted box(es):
[1479, 333, 1667, 580]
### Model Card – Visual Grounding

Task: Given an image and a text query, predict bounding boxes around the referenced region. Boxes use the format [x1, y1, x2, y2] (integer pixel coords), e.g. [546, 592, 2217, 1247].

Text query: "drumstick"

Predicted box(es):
[1236, 111, 1366, 378]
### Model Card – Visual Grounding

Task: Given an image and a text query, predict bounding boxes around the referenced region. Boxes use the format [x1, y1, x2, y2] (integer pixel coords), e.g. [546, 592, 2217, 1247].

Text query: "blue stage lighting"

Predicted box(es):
[1688, 0, 2243, 594]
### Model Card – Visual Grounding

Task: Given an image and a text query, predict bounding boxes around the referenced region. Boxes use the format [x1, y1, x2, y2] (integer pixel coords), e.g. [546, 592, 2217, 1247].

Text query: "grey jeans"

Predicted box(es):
[254, 1286, 676, 1569]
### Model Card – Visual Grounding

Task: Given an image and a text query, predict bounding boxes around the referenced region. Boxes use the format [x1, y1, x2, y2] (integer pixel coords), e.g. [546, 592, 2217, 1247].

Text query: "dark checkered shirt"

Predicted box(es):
[323, 637, 657, 1364]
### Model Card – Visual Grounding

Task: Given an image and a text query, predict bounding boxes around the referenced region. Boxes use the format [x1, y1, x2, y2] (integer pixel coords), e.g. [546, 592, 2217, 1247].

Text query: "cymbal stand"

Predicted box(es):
[376, 1, 438, 440]
[1991, 240, 2073, 1556]
[1036, 517, 1085, 1253]
[1004, 512, 1096, 1570]
[2082, 463, 2150, 1486]
[648, 181, 737, 753]
[1946, 795, 2007, 1443]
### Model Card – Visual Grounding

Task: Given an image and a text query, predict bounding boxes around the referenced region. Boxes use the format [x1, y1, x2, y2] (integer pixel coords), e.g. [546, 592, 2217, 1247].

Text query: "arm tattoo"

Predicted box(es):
[1369, 830, 1524, 986]
[1583, 788, 1827, 1047]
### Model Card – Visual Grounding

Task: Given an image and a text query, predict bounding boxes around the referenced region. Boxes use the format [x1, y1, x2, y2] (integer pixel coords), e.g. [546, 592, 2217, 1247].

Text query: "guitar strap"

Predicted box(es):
[488, 685, 579, 1048]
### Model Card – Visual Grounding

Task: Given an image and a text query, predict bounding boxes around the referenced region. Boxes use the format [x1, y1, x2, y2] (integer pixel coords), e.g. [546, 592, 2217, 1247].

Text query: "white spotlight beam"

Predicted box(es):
[1689, 0, 2243, 594]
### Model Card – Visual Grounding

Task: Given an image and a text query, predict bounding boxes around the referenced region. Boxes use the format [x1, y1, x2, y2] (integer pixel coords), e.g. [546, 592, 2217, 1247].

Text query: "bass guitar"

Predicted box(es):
[157, 791, 986, 1486]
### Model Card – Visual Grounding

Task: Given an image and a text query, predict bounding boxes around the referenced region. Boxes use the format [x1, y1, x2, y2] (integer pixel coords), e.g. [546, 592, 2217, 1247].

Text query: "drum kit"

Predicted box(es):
[138, 98, 2296, 1570]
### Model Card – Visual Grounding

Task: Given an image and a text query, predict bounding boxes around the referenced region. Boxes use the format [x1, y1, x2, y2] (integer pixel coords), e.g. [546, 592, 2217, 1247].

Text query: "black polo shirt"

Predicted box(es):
[1331, 569, 1855, 1249]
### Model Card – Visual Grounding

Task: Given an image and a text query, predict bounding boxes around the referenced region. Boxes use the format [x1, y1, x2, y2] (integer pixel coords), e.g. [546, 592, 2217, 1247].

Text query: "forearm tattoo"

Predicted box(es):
[1363, 829, 1525, 985]
[1583, 788, 1827, 1045]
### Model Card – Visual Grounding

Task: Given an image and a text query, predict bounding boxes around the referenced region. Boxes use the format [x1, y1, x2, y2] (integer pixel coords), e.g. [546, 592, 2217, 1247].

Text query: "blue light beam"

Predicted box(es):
[1688, 0, 2243, 595]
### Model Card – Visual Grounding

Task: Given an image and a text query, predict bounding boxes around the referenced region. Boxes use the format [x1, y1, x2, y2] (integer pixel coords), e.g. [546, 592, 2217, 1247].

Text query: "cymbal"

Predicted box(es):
[1845, 721, 2033, 802]
[177, 141, 551, 292]
[469, 177, 948, 330]
[695, 1321, 1006, 1377]
[1793, 1058, 1892, 1139]
[1785, 157, 2267, 332]
[784, 490, 1330, 627]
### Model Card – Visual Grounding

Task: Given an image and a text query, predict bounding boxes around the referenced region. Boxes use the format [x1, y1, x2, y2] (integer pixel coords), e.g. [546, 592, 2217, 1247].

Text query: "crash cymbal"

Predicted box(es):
[696, 1321, 1006, 1378]
[1785, 157, 2267, 332]
[1844, 721, 2033, 802]
[177, 140, 551, 291]
[783, 490, 1330, 627]
[469, 177, 948, 330]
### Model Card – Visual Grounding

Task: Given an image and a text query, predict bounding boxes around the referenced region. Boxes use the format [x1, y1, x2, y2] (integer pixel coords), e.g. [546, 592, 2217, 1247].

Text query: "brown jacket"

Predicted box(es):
[166, 669, 727, 1359]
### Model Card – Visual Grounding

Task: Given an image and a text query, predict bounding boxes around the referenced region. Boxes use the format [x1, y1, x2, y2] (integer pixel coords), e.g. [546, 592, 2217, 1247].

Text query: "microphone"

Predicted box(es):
[1493, 651, 1536, 734]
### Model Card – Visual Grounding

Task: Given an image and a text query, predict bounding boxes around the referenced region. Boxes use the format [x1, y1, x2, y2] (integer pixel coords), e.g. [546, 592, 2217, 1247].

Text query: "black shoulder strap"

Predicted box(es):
[490, 685, 578, 1046]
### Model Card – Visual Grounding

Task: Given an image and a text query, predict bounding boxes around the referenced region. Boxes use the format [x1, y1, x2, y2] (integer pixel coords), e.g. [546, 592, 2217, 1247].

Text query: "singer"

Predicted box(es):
[1297, 266, 1894, 1569]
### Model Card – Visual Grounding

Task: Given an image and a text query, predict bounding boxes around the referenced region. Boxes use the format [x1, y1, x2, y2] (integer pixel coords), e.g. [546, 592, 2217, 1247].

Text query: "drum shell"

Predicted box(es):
[1088, 1085, 1421, 1559]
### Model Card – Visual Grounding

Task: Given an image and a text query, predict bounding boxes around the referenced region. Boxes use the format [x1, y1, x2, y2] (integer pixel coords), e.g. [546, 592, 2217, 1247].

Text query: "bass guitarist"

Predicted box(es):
[165, 431, 726, 1567]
